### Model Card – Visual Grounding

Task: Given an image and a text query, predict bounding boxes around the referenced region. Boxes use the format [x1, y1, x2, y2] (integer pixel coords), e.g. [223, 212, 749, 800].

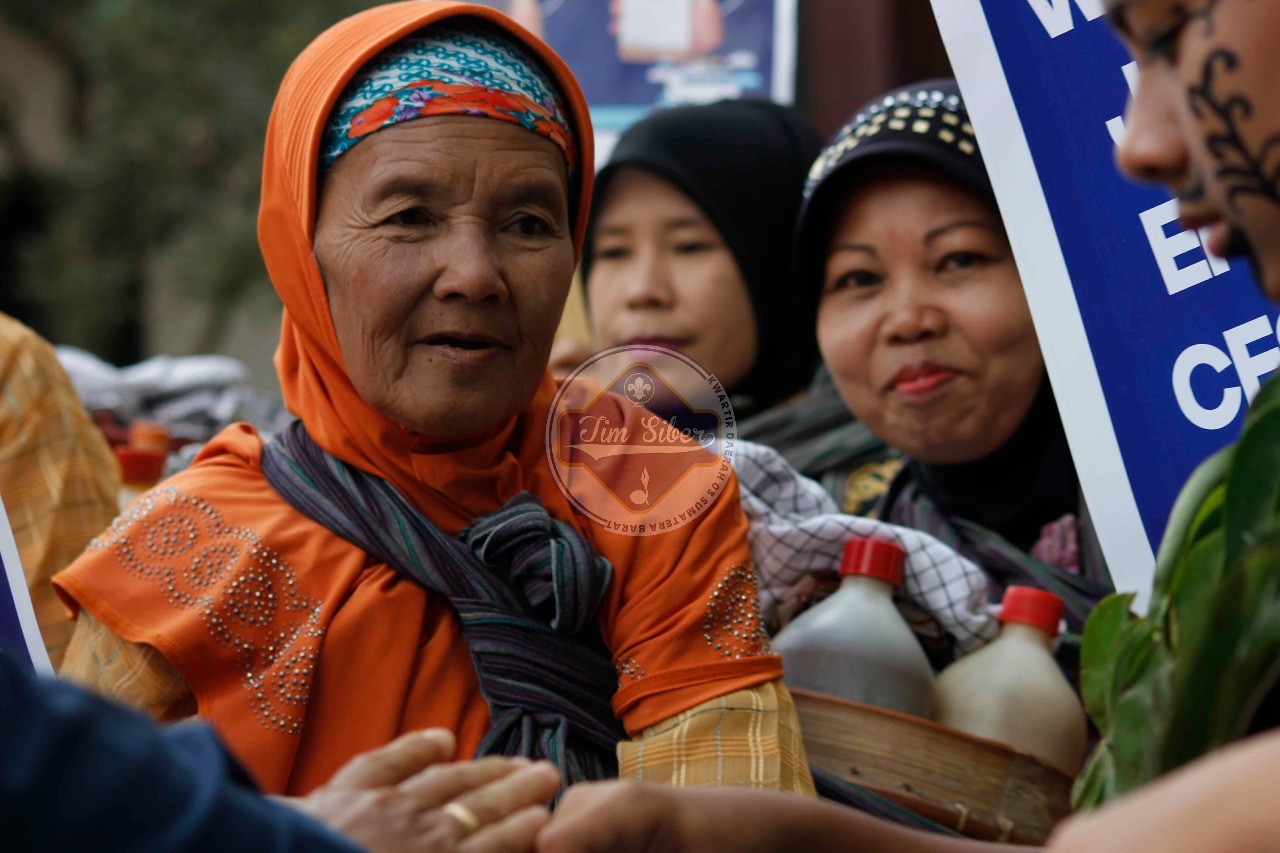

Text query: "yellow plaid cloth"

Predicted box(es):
[618, 680, 815, 795]
[61, 611, 196, 720]
[0, 314, 118, 668]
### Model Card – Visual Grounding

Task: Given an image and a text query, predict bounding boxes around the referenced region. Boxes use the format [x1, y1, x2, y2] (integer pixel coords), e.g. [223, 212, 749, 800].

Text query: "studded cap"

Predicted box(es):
[793, 79, 992, 302]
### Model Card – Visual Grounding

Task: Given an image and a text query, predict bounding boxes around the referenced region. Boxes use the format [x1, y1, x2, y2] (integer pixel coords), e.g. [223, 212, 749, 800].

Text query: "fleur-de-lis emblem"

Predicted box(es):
[629, 467, 651, 506]
[624, 372, 655, 406]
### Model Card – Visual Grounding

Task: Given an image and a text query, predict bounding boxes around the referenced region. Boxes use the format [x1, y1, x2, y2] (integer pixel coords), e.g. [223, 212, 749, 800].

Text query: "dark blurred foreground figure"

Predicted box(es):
[580, 99, 826, 420]
[0, 651, 560, 851]
[787, 80, 1112, 644]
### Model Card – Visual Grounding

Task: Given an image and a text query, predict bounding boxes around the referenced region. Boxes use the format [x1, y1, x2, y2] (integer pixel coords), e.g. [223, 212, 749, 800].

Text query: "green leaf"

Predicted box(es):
[1079, 593, 1135, 731]
[1224, 399, 1280, 567]
[1109, 653, 1172, 796]
[1244, 374, 1280, 429]
[1152, 446, 1232, 597]
[1071, 743, 1116, 812]
[1215, 533, 1280, 742]
[1166, 526, 1225, 655]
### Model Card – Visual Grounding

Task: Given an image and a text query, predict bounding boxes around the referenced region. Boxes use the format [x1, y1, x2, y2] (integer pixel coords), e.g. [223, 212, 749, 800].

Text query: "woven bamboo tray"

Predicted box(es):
[792, 688, 1073, 844]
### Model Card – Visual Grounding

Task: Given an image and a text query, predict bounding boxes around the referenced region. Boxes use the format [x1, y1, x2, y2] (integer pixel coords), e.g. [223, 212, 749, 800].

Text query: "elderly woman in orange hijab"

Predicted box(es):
[53, 1, 810, 802]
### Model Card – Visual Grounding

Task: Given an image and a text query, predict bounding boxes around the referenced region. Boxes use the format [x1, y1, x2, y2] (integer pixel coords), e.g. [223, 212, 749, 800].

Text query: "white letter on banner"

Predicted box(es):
[1173, 343, 1243, 430]
[1024, 0, 1105, 38]
[1140, 199, 1217, 295]
[1106, 62, 1140, 146]
[1223, 315, 1280, 400]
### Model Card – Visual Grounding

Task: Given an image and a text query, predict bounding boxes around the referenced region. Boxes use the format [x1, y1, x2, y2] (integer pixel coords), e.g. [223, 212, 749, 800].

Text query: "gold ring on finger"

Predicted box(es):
[442, 801, 482, 836]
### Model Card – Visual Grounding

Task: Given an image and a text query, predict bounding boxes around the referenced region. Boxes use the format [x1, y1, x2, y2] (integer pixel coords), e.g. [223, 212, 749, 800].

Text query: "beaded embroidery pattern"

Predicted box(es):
[88, 487, 325, 735]
[703, 563, 772, 660]
[804, 87, 976, 199]
[615, 656, 646, 685]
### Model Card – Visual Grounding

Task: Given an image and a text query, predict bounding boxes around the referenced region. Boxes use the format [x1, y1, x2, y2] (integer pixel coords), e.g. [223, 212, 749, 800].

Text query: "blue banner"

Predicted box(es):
[933, 0, 1275, 606]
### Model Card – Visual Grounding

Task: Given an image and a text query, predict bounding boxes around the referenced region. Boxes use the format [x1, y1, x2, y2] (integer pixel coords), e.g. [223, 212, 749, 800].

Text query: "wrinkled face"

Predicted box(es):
[313, 116, 574, 440]
[586, 168, 759, 389]
[816, 170, 1044, 465]
[1109, 0, 1280, 299]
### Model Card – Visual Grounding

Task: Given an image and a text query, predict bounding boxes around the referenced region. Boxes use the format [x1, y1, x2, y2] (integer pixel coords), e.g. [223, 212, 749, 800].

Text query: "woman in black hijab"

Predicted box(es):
[797, 79, 1112, 631]
[580, 99, 825, 420]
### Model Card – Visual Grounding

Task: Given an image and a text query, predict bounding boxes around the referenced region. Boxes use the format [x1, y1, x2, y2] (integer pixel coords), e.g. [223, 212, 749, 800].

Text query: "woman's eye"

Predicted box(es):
[674, 241, 714, 255]
[512, 214, 552, 237]
[595, 245, 630, 261]
[1143, 12, 1191, 64]
[825, 269, 881, 294]
[384, 207, 431, 227]
[939, 251, 987, 273]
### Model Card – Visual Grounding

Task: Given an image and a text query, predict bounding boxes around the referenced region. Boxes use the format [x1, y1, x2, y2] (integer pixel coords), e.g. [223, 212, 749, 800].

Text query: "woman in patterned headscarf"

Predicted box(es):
[53, 2, 811, 801]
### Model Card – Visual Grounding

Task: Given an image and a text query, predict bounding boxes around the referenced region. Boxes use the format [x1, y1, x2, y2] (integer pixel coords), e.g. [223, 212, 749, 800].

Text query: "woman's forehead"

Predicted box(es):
[836, 171, 997, 230]
[597, 168, 711, 225]
[323, 116, 569, 204]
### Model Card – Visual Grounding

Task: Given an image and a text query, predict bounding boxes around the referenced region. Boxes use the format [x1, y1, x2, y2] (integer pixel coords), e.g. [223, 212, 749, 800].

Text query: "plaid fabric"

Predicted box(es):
[738, 367, 896, 515]
[60, 610, 195, 721]
[879, 464, 1113, 632]
[735, 440, 998, 655]
[617, 680, 814, 795]
[0, 314, 118, 668]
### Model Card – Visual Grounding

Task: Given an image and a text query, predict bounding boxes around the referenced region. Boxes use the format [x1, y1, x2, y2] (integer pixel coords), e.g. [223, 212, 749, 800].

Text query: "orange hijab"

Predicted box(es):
[260, 0, 594, 535]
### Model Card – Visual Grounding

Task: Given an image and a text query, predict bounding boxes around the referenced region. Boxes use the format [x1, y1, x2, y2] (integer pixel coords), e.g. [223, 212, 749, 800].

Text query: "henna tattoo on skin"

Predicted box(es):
[1183, 0, 1280, 212]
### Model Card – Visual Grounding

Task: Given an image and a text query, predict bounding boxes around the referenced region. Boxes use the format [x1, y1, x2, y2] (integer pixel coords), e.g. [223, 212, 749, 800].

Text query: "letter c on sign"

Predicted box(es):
[1173, 343, 1243, 430]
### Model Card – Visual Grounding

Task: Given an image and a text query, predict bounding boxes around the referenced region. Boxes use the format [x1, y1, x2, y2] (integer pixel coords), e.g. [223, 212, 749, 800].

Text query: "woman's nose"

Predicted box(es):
[1115, 70, 1191, 190]
[622, 250, 676, 310]
[433, 228, 509, 303]
[882, 288, 947, 344]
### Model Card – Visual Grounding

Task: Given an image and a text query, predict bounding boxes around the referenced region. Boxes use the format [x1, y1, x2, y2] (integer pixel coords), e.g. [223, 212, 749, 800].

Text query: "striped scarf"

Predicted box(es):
[260, 421, 624, 785]
[879, 465, 1112, 631]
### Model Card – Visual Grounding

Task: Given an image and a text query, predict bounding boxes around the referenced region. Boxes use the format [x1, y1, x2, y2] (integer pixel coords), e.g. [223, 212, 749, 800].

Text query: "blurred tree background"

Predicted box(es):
[0, 0, 948, 377]
[0, 0, 374, 368]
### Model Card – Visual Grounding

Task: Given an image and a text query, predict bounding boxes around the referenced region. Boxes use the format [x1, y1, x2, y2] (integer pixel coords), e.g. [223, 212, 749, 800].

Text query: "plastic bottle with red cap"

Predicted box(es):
[932, 586, 1087, 773]
[116, 446, 167, 510]
[772, 537, 934, 717]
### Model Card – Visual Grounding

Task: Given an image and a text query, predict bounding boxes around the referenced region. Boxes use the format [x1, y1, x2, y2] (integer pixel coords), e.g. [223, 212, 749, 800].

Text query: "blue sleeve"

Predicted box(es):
[0, 651, 361, 852]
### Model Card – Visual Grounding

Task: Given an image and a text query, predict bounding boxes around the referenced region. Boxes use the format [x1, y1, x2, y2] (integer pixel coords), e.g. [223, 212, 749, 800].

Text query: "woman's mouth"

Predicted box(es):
[623, 336, 692, 352]
[1179, 209, 1242, 260]
[419, 333, 506, 366]
[888, 364, 958, 400]
[1200, 218, 1234, 259]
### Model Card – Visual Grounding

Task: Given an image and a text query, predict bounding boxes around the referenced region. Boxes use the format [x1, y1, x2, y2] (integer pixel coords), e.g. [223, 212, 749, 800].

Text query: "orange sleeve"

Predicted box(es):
[600, 469, 782, 735]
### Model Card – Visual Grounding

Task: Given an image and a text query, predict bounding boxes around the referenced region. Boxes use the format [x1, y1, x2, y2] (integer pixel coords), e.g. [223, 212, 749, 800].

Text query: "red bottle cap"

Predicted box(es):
[1000, 586, 1064, 636]
[115, 447, 167, 486]
[839, 537, 906, 588]
[128, 420, 171, 453]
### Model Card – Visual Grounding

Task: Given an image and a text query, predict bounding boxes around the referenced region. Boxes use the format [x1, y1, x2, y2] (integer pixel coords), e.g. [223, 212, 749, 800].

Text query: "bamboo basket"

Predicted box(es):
[792, 688, 1074, 844]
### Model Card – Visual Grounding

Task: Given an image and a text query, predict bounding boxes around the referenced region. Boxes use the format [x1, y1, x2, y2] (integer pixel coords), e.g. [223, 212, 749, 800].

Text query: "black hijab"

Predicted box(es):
[581, 99, 823, 418]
